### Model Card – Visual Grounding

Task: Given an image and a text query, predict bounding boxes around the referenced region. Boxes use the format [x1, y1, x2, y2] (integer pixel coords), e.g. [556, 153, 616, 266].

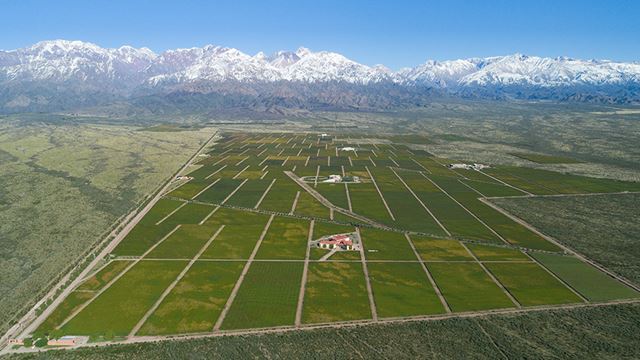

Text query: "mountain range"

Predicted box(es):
[1, 40, 640, 114]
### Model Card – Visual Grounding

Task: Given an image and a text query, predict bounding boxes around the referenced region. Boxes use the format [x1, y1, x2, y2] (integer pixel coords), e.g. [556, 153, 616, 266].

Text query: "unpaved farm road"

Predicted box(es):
[0, 130, 219, 353]
[6, 298, 640, 355]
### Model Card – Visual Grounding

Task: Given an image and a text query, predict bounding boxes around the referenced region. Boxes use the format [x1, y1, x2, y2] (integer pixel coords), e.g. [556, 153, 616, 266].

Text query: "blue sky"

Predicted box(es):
[1, 0, 639, 69]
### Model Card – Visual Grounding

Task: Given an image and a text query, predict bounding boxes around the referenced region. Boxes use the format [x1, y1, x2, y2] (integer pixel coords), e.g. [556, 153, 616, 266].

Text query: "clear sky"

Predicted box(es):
[1, 0, 639, 69]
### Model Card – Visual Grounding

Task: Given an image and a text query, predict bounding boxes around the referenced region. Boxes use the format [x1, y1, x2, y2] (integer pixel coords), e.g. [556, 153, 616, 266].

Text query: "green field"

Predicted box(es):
[532, 253, 639, 302]
[361, 227, 416, 260]
[491, 193, 640, 285]
[163, 203, 215, 225]
[485, 263, 583, 306]
[348, 183, 394, 223]
[112, 199, 187, 256]
[397, 170, 500, 242]
[293, 192, 329, 218]
[195, 179, 243, 203]
[369, 167, 447, 235]
[410, 236, 474, 261]
[76, 261, 132, 292]
[199, 210, 270, 259]
[61, 260, 187, 336]
[303, 262, 371, 323]
[466, 244, 530, 261]
[28, 130, 640, 344]
[139, 261, 245, 335]
[225, 179, 272, 208]
[255, 217, 309, 260]
[167, 178, 217, 199]
[460, 179, 526, 197]
[146, 224, 220, 259]
[222, 262, 303, 329]
[428, 262, 514, 311]
[36, 291, 94, 335]
[485, 166, 640, 195]
[430, 176, 560, 251]
[368, 263, 445, 317]
[315, 183, 350, 209]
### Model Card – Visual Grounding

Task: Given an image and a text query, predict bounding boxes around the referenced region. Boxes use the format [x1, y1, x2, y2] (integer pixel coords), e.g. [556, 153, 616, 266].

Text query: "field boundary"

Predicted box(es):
[479, 197, 640, 293]
[166, 195, 578, 257]
[295, 220, 314, 327]
[460, 242, 522, 308]
[356, 227, 378, 321]
[391, 168, 450, 236]
[254, 178, 277, 209]
[365, 166, 395, 220]
[404, 234, 451, 313]
[213, 214, 275, 331]
[11, 131, 640, 355]
[11, 298, 640, 355]
[57, 225, 183, 330]
[421, 173, 510, 246]
[128, 225, 226, 337]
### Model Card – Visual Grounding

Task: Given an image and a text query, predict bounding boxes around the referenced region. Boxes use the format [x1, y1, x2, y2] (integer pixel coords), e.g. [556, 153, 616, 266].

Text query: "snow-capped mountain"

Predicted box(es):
[0, 40, 156, 85]
[1, 40, 640, 112]
[398, 54, 640, 89]
[398, 59, 483, 88]
[458, 54, 640, 87]
[145, 45, 394, 85]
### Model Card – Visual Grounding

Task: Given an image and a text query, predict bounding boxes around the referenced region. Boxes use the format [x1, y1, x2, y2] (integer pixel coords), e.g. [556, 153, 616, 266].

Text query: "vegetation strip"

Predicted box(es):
[220, 179, 249, 205]
[411, 158, 431, 173]
[232, 165, 250, 179]
[521, 252, 589, 303]
[129, 226, 226, 337]
[295, 220, 314, 327]
[404, 234, 451, 313]
[478, 170, 533, 196]
[213, 215, 275, 331]
[174, 194, 566, 257]
[154, 201, 187, 225]
[421, 173, 511, 246]
[391, 167, 450, 236]
[356, 227, 378, 321]
[344, 184, 353, 211]
[365, 166, 395, 220]
[191, 179, 221, 200]
[254, 178, 277, 209]
[289, 191, 301, 215]
[460, 242, 522, 308]
[204, 164, 228, 179]
[198, 206, 220, 225]
[57, 225, 182, 329]
[210, 155, 231, 168]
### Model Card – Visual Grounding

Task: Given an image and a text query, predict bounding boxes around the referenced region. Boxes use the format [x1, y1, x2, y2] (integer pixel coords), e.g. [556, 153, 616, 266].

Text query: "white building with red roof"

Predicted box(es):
[318, 234, 355, 250]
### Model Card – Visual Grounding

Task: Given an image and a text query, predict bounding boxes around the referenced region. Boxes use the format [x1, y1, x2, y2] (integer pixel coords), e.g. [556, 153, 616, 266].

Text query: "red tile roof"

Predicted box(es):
[319, 235, 353, 246]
